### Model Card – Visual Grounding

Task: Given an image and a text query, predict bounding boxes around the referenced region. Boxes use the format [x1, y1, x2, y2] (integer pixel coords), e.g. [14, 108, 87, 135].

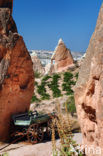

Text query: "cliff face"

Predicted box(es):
[0, 8, 34, 141]
[75, 4, 103, 155]
[0, 0, 13, 13]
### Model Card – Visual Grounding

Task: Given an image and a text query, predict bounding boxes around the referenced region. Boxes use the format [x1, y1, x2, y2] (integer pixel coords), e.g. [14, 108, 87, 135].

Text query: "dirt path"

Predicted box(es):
[0, 133, 82, 156]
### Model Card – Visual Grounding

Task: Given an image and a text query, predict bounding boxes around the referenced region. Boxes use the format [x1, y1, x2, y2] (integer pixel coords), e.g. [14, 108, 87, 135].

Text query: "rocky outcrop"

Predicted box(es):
[31, 55, 45, 75]
[51, 39, 74, 73]
[0, 8, 34, 141]
[75, 4, 103, 155]
[0, 0, 13, 13]
[76, 53, 86, 67]
[44, 63, 55, 75]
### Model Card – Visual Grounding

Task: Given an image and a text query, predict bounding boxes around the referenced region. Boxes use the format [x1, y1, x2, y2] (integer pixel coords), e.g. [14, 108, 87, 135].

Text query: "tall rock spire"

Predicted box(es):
[58, 38, 64, 45]
[0, 1, 34, 141]
[75, 4, 103, 155]
[51, 38, 74, 73]
[95, 2, 103, 30]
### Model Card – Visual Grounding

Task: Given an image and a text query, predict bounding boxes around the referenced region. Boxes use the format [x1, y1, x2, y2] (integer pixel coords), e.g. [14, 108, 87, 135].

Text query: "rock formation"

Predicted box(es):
[0, 0, 13, 13]
[31, 55, 45, 75]
[0, 5, 34, 141]
[45, 63, 55, 75]
[75, 4, 103, 155]
[51, 39, 74, 73]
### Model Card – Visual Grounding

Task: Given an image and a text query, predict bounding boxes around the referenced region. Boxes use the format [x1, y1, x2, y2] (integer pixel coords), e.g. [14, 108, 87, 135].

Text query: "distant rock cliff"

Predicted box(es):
[0, 5, 34, 141]
[75, 4, 103, 155]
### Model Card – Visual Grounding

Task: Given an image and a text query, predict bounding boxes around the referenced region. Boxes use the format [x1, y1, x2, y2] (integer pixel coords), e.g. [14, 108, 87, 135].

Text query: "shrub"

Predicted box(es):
[62, 84, 73, 95]
[42, 74, 51, 82]
[35, 71, 41, 78]
[52, 103, 83, 156]
[65, 95, 76, 116]
[62, 72, 75, 95]
[31, 94, 40, 103]
[2, 153, 8, 156]
[75, 72, 79, 81]
[48, 74, 62, 98]
[53, 74, 61, 80]
[37, 82, 50, 100]
[68, 80, 76, 85]
[41, 94, 50, 100]
[35, 81, 38, 86]
[64, 72, 73, 82]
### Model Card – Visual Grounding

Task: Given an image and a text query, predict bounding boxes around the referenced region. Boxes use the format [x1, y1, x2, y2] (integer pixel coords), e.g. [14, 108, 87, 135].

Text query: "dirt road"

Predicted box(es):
[0, 133, 82, 156]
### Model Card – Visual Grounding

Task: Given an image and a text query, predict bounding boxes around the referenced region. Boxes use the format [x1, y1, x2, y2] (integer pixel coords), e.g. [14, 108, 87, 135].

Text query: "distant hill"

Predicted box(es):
[29, 50, 85, 66]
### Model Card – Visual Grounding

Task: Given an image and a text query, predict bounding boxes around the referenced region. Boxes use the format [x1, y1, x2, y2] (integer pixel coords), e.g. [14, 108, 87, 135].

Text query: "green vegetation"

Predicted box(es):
[35, 81, 38, 86]
[42, 74, 51, 82]
[35, 75, 52, 100]
[62, 72, 76, 95]
[62, 84, 74, 95]
[75, 72, 79, 81]
[35, 71, 41, 78]
[64, 72, 73, 81]
[65, 95, 76, 116]
[31, 94, 40, 103]
[52, 103, 83, 156]
[0, 153, 8, 156]
[31, 71, 78, 103]
[48, 74, 62, 98]
[37, 82, 50, 100]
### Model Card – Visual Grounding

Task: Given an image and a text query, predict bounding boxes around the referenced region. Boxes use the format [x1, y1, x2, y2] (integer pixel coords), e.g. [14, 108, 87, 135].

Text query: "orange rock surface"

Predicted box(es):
[0, 7, 34, 141]
[75, 4, 103, 155]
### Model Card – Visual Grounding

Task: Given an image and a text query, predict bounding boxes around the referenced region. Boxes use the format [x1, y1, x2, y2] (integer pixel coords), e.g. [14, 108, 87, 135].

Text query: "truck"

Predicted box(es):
[10, 111, 57, 144]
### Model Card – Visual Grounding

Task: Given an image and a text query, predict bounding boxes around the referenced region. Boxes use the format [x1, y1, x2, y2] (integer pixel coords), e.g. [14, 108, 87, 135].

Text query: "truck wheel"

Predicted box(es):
[27, 124, 44, 144]
[37, 125, 44, 142]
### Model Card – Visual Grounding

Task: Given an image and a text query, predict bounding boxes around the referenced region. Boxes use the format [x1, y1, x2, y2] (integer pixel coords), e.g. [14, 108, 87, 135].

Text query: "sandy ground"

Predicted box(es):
[0, 133, 82, 156]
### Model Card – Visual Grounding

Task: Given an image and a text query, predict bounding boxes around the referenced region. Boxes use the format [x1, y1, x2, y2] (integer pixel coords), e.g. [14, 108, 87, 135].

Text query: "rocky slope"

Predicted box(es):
[31, 68, 79, 114]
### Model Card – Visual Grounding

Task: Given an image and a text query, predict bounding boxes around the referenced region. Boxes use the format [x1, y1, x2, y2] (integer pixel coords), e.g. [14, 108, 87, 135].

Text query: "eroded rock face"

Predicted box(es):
[0, 0, 13, 13]
[0, 8, 34, 141]
[51, 39, 74, 73]
[31, 55, 45, 75]
[75, 4, 103, 155]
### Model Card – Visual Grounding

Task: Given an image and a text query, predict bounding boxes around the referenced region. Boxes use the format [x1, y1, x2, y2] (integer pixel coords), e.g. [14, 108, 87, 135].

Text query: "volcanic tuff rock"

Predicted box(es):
[75, 4, 103, 155]
[0, 7, 34, 141]
[0, 0, 13, 13]
[51, 39, 74, 73]
[31, 55, 45, 75]
[45, 63, 55, 75]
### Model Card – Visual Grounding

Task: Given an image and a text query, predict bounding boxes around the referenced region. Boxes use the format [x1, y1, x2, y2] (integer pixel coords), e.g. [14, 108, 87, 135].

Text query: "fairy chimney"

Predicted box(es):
[75, 4, 103, 155]
[51, 39, 74, 72]
[0, 1, 34, 141]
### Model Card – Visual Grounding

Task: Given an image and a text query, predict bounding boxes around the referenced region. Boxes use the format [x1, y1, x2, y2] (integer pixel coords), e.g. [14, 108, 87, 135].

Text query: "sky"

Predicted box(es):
[13, 0, 103, 52]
